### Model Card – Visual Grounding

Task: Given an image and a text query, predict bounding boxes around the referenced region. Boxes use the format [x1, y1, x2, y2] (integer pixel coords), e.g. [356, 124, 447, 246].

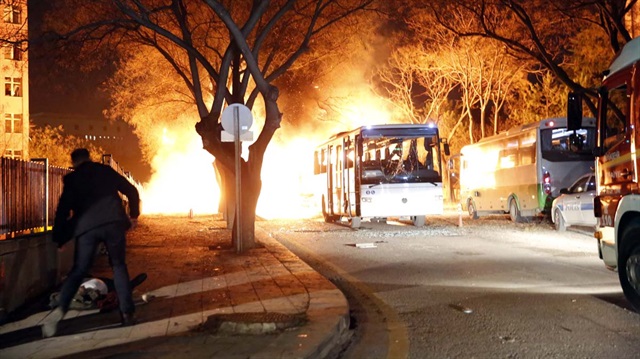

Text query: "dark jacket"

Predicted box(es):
[52, 161, 140, 245]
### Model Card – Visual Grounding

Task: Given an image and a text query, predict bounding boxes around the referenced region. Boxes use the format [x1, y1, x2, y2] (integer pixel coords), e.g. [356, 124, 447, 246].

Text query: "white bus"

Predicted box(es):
[460, 117, 596, 222]
[314, 124, 449, 228]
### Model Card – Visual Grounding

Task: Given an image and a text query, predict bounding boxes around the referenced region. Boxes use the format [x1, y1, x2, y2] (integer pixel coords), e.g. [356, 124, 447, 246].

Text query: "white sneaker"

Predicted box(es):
[42, 308, 65, 338]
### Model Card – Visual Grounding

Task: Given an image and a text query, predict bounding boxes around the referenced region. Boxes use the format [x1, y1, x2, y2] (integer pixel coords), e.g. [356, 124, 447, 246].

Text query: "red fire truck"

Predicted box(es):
[568, 36, 640, 310]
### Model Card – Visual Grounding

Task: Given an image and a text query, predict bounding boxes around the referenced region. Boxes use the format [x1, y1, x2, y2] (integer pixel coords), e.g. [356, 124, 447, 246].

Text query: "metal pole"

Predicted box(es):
[234, 107, 243, 253]
[43, 159, 49, 231]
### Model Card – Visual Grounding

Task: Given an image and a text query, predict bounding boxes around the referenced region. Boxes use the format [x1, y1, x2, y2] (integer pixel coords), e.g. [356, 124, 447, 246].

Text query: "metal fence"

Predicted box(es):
[0, 157, 70, 239]
[0, 155, 140, 240]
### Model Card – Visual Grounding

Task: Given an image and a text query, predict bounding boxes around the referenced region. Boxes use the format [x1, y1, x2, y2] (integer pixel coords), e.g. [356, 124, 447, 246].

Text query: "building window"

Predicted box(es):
[4, 113, 22, 133]
[4, 149, 22, 159]
[3, 42, 21, 60]
[3, 3, 21, 24]
[4, 77, 21, 97]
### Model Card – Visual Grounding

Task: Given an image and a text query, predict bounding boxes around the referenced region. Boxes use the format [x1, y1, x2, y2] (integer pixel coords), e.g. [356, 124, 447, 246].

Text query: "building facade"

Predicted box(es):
[0, 0, 28, 159]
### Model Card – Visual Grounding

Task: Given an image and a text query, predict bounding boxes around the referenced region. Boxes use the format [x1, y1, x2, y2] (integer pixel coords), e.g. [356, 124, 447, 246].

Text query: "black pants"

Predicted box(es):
[58, 222, 135, 314]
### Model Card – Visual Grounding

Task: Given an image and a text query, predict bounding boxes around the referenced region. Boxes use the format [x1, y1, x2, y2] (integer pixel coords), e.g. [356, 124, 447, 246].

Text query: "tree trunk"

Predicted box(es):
[197, 87, 280, 253]
[468, 113, 474, 144]
[214, 161, 234, 228]
[480, 104, 486, 139]
[230, 158, 262, 251]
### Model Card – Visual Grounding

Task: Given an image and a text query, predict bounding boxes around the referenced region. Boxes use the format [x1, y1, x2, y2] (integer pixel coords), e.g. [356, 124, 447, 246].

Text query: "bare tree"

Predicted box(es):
[427, 0, 638, 114]
[43, 0, 375, 250]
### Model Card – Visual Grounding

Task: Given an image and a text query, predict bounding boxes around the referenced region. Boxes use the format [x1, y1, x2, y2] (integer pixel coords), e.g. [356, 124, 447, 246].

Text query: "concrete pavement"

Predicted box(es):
[0, 215, 350, 358]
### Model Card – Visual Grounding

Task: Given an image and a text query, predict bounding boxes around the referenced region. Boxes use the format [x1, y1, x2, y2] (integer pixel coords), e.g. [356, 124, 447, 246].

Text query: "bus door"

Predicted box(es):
[325, 145, 334, 217]
[334, 143, 343, 216]
[353, 134, 362, 217]
[344, 136, 358, 217]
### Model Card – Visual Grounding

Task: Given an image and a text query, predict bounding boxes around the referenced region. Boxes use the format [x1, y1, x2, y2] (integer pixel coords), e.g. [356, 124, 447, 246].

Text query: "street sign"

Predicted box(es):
[221, 104, 252, 135]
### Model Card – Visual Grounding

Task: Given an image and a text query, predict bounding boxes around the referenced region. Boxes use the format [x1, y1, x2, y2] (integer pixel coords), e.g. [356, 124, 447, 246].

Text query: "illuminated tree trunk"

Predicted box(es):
[214, 162, 235, 229]
[203, 90, 280, 252]
[230, 160, 261, 250]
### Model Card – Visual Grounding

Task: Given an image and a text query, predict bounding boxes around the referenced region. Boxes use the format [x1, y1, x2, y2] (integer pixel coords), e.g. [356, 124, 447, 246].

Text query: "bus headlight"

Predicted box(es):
[362, 197, 373, 203]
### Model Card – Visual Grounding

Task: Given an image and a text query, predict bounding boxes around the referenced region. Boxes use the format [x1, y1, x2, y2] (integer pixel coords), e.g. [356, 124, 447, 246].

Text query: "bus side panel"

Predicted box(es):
[465, 164, 538, 213]
[359, 183, 444, 217]
[495, 164, 537, 211]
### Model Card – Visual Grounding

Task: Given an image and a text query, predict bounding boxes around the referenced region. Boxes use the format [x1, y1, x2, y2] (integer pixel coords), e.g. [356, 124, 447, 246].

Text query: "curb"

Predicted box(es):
[255, 226, 351, 359]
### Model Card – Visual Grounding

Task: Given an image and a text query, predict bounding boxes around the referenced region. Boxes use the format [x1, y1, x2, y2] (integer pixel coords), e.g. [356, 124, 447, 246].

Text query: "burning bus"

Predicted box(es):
[314, 124, 449, 228]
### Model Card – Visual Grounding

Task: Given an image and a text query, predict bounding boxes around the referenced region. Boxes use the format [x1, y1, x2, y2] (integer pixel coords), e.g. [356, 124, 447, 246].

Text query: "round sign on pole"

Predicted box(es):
[221, 104, 253, 135]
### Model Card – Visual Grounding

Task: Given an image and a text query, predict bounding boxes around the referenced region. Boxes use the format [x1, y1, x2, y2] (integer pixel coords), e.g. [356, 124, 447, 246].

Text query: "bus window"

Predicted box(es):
[499, 149, 517, 169]
[520, 145, 535, 165]
[314, 150, 320, 174]
[430, 145, 440, 174]
[521, 132, 536, 147]
[359, 135, 443, 184]
[335, 145, 342, 188]
[346, 148, 355, 169]
[541, 127, 596, 161]
[314, 149, 328, 174]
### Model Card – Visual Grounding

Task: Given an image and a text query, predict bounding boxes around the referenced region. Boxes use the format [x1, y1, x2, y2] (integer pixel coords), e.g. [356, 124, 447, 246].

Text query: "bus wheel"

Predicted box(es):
[619, 223, 640, 312]
[553, 208, 566, 231]
[468, 201, 479, 220]
[412, 215, 425, 227]
[509, 199, 522, 223]
[350, 216, 361, 228]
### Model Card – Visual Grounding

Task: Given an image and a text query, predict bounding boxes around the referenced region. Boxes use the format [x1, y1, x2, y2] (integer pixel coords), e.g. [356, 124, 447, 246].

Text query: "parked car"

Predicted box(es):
[551, 173, 597, 231]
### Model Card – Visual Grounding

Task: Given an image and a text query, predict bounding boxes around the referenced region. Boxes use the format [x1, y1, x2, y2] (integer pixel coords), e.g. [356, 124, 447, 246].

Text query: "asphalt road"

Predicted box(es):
[261, 214, 640, 359]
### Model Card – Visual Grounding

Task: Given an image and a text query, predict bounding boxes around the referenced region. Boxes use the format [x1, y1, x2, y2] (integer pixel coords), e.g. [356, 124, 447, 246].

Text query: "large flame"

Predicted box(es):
[140, 90, 396, 219]
[141, 127, 220, 215]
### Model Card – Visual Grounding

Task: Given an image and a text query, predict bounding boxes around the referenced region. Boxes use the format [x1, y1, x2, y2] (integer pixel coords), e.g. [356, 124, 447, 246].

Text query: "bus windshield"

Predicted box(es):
[360, 135, 442, 185]
[540, 127, 596, 162]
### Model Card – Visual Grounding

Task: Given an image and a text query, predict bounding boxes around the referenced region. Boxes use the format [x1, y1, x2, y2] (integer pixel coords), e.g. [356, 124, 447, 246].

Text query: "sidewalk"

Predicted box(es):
[0, 215, 350, 359]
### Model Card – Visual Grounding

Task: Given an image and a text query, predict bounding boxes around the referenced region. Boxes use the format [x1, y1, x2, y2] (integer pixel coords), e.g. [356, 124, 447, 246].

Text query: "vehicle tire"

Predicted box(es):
[509, 198, 522, 223]
[468, 201, 479, 220]
[618, 222, 640, 312]
[412, 215, 425, 227]
[554, 208, 566, 232]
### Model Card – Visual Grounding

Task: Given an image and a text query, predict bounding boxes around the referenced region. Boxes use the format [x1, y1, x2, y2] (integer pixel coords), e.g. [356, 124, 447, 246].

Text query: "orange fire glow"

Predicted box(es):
[141, 128, 220, 215]
[140, 90, 397, 219]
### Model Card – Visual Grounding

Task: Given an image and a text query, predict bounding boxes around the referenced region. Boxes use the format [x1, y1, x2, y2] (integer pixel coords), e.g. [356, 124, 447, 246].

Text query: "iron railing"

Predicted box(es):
[0, 155, 140, 240]
[0, 157, 69, 239]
